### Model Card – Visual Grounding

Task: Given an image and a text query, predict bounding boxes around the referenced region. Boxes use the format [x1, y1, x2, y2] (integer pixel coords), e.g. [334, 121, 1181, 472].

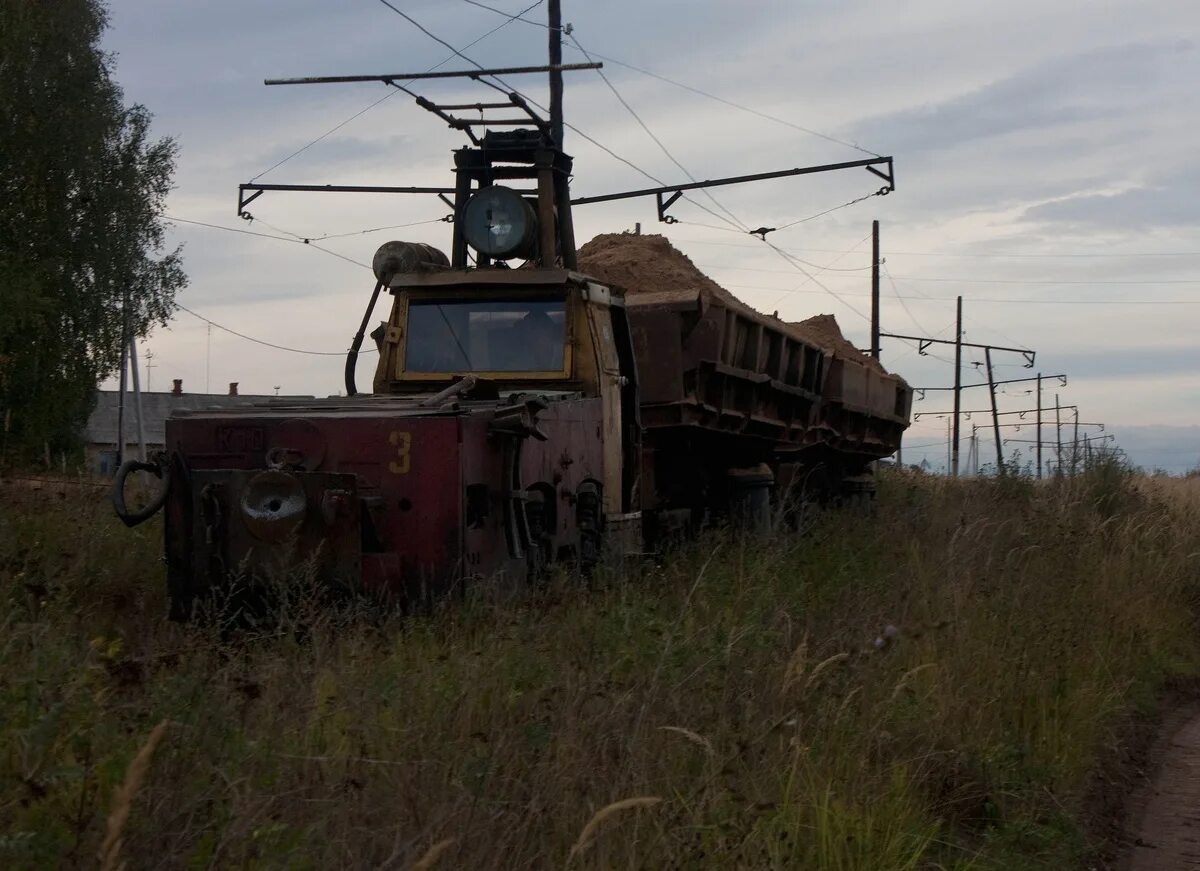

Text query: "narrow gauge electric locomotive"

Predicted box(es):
[114, 59, 910, 619]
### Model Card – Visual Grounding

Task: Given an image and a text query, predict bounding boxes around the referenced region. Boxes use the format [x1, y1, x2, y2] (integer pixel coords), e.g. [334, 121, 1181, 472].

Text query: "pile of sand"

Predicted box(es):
[577, 233, 885, 373]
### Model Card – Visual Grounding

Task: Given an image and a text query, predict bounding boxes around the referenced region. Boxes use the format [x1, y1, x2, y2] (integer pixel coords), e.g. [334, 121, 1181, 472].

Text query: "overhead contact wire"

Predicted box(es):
[567, 31, 750, 233]
[164, 216, 373, 270]
[250, 1, 544, 181]
[375, 2, 748, 234]
[453, 0, 880, 157]
[176, 304, 375, 356]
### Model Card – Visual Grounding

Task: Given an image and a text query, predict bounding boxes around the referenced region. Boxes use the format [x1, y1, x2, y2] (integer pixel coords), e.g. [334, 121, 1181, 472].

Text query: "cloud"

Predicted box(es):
[851, 40, 1191, 155]
[1049, 345, 1200, 379]
[1019, 164, 1200, 230]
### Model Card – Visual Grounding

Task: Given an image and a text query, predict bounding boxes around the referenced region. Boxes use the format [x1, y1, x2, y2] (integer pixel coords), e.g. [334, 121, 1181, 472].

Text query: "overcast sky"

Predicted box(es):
[100, 0, 1200, 472]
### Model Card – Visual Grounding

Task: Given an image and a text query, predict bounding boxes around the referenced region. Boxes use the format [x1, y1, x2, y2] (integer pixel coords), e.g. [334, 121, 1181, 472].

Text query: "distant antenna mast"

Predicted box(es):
[145, 349, 156, 392]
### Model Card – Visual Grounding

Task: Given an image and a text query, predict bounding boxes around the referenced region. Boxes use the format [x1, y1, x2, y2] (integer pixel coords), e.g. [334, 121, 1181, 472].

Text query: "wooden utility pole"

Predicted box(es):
[548, 0, 564, 149]
[871, 219, 880, 359]
[985, 347, 1003, 475]
[1036, 372, 1043, 479]
[951, 295, 963, 477]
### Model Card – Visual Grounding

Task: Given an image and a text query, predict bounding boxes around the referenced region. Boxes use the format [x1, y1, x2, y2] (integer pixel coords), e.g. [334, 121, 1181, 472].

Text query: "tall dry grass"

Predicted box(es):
[1, 468, 1198, 868]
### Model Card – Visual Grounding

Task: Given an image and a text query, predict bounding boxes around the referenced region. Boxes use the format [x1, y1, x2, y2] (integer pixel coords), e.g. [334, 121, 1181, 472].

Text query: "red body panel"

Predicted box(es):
[164, 395, 604, 607]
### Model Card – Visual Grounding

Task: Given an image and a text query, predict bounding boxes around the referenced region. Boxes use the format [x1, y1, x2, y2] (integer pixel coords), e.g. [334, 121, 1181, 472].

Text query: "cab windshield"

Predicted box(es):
[405, 298, 566, 373]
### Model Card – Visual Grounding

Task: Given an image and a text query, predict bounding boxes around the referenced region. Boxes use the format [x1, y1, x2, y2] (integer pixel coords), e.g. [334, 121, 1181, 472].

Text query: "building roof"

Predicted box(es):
[85, 389, 314, 446]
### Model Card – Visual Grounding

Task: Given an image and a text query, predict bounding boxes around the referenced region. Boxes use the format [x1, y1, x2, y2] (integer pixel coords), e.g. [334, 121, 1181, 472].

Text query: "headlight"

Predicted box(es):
[462, 185, 537, 260]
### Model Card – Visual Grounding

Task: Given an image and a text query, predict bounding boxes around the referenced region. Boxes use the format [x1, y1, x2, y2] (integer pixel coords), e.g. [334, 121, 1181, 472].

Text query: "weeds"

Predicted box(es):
[0, 470, 1198, 868]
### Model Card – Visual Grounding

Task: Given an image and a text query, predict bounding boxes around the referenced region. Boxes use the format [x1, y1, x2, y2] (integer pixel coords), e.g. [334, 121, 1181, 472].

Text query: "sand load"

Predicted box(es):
[577, 232, 888, 375]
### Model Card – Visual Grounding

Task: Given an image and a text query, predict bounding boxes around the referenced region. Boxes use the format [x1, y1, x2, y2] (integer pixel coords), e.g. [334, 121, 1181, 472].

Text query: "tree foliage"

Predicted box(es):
[0, 0, 185, 460]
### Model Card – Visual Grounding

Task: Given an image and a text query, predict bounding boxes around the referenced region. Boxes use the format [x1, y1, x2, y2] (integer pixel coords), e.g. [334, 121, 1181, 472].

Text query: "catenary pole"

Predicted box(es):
[1036, 372, 1043, 479]
[985, 347, 1003, 475]
[548, 0, 564, 149]
[871, 219, 880, 358]
[951, 295, 962, 476]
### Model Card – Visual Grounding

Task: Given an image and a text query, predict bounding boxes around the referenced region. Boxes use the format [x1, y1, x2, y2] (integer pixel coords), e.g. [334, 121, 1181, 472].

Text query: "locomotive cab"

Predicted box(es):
[371, 263, 642, 529]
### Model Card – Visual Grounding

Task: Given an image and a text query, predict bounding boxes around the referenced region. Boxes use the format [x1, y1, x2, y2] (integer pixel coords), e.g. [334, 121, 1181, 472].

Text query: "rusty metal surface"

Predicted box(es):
[626, 291, 909, 463]
[388, 268, 576, 290]
[165, 391, 607, 604]
[190, 468, 360, 586]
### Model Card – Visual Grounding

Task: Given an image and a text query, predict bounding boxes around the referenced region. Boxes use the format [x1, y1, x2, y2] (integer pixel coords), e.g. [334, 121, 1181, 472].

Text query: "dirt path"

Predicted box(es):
[1128, 711, 1200, 869]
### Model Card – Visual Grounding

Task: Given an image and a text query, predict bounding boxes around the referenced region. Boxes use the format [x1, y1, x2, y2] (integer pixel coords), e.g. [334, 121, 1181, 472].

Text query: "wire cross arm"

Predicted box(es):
[913, 374, 1066, 393]
[1005, 434, 1113, 445]
[263, 63, 601, 87]
[914, 404, 1079, 420]
[237, 183, 467, 217]
[570, 156, 894, 224]
[880, 332, 1035, 367]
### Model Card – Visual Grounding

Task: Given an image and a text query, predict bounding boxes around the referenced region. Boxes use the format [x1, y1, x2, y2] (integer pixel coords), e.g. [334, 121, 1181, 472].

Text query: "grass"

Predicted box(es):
[1, 468, 1199, 868]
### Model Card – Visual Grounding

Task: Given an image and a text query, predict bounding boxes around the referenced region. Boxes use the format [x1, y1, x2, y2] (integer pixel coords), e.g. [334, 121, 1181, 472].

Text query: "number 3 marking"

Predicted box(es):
[388, 430, 412, 474]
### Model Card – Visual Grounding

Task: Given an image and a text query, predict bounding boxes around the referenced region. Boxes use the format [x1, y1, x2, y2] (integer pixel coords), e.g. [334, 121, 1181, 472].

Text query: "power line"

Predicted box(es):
[759, 238, 869, 322]
[245, 214, 447, 244]
[882, 261, 933, 336]
[455, 0, 879, 157]
[701, 261, 869, 274]
[762, 233, 870, 310]
[250, 1, 544, 182]
[883, 320, 957, 365]
[883, 262, 1030, 355]
[574, 50, 880, 158]
[249, 90, 400, 183]
[672, 220, 749, 235]
[176, 304, 376, 356]
[373, 1, 749, 235]
[164, 215, 372, 270]
[460, 0, 553, 28]
[722, 278, 1200, 305]
[769, 189, 886, 234]
[670, 237, 1200, 257]
[887, 275, 1200, 286]
[305, 217, 449, 242]
[166, 216, 308, 244]
[567, 31, 749, 233]
[375, 0, 495, 75]
[873, 250, 1200, 259]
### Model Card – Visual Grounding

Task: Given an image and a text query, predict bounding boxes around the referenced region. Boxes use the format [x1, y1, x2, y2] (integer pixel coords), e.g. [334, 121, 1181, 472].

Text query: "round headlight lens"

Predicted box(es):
[462, 185, 537, 259]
